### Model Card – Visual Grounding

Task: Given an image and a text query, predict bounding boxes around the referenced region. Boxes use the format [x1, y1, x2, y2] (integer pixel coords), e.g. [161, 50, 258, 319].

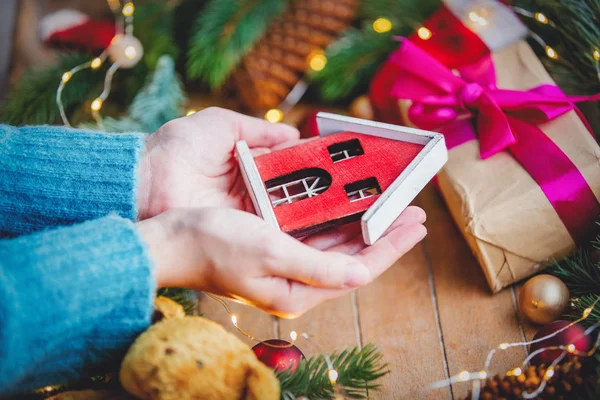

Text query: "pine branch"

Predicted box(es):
[311, 0, 441, 102]
[81, 55, 186, 133]
[0, 53, 103, 126]
[567, 294, 600, 328]
[550, 248, 600, 297]
[512, 0, 600, 94]
[311, 28, 398, 101]
[277, 344, 388, 399]
[187, 0, 289, 88]
[134, 1, 180, 69]
[156, 288, 200, 315]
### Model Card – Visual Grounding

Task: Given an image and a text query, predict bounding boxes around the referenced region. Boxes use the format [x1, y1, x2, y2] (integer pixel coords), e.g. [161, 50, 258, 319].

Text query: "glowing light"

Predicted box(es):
[567, 344, 576, 353]
[499, 343, 509, 350]
[545, 46, 558, 60]
[512, 367, 522, 377]
[468, 10, 488, 26]
[457, 370, 470, 382]
[91, 58, 103, 69]
[328, 369, 339, 385]
[124, 46, 137, 59]
[545, 367, 554, 379]
[535, 13, 548, 24]
[186, 109, 197, 116]
[583, 307, 593, 318]
[231, 315, 238, 325]
[373, 18, 392, 33]
[290, 331, 298, 341]
[594, 50, 600, 61]
[91, 98, 103, 111]
[478, 370, 487, 380]
[44, 386, 55, 392]
[122, 2, 135, 17]
[417, 27, 432, 40]
[265, 109, 283, 123]
[309, 53, 327, 72]
[61, 72, 72, 83]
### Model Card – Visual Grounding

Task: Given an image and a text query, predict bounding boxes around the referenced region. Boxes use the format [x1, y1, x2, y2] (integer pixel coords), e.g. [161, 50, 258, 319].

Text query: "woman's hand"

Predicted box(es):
[138, 206, 426, 318]
[137, 107, 300, 220]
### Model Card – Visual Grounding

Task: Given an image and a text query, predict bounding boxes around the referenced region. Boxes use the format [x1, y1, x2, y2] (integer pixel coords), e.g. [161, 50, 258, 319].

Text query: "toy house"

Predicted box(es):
[236, 112, 448, 245]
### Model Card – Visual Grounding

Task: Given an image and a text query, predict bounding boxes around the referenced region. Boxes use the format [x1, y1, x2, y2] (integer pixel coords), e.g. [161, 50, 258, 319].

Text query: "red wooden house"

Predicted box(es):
[237, 113, 447, 244]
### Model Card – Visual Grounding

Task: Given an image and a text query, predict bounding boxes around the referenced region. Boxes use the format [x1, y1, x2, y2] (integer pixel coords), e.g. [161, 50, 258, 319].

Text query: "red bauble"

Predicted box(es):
[252, 339, 305, 372]
[530, 320, 591, 365]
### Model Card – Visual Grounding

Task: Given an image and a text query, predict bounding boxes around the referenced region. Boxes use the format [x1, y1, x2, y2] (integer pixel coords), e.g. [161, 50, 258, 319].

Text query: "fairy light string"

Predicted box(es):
[203, 293, 341, 389]
[56, 1, 141, 127]
[426, 296, 600, 399]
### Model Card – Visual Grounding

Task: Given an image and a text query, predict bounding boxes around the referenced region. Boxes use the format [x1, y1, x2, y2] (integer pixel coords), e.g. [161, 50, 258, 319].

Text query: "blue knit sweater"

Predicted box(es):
[0, 125, 155, 396]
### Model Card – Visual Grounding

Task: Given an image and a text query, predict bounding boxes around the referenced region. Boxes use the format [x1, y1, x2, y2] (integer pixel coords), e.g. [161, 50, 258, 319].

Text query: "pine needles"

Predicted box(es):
[277, 344, 388, 399]
[187, 0, 289, 88]
[1, 53, 102, 126]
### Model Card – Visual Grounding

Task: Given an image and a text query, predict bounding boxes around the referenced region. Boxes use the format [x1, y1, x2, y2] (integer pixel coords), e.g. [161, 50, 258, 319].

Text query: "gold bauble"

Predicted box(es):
[349, 95, 374, 120]
[519, 274, 570, 325]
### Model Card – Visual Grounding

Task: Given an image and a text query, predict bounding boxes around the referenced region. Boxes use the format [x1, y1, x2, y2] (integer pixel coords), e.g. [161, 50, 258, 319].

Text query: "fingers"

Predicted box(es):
[301, 222, 362, 250]
[355, 223, 427, 281]
[265, 231, 370, 290]
[200, 107, 300, 148]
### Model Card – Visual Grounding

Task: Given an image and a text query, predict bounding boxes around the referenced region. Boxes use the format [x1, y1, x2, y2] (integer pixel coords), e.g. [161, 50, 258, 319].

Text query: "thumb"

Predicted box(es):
[264, 233, 371, 289]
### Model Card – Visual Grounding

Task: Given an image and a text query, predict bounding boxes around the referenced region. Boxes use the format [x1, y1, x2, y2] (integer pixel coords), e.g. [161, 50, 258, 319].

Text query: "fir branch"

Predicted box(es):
[311, 28, 398, 101]
[567, 294, 600, 328]
[512, 0, 600, 94]
[81, 55, 186, 133]
[550, 248, 600, 297]
[187, 0, 289, 88]
[134, 1, 180, 69]
[277, 344, 388, 399]
[0, 53, 103, 126]
[157, 288, 200, 315]
[311, 0, 441, 102]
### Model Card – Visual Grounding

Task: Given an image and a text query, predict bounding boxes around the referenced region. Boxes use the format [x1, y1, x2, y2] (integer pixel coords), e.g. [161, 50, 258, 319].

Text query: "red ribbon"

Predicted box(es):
[370, 39, 600, 244]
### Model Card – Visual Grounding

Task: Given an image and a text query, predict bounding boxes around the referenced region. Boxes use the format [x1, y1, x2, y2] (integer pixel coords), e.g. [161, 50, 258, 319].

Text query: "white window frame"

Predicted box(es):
[267, 176, 329, 207]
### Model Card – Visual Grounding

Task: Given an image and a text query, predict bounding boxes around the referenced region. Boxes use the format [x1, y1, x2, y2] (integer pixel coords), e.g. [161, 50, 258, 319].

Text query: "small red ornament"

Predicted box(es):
[530, 320, 591, 365]
[252, 339, 305, 372]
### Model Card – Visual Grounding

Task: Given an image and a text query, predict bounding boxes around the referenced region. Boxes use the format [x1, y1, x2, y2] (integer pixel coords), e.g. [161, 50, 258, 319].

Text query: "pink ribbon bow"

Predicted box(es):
[371, 39, 600, 243]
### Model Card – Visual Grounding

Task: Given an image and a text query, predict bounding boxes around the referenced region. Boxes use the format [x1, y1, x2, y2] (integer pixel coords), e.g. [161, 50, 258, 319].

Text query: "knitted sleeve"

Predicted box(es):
[0, 215, 154, 395]
[0, 124, 146, 237]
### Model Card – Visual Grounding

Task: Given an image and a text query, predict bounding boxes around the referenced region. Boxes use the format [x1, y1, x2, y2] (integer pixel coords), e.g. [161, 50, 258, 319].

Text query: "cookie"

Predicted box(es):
[119, 317, 280, 400]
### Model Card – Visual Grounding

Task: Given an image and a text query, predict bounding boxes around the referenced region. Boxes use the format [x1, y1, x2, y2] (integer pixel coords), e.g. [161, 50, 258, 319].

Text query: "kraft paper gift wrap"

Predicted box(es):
[435, 41, 600, 292]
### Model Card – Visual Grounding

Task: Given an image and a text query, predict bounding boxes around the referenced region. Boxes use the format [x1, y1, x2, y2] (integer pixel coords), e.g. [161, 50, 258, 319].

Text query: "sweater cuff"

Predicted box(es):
[0, 124, 146, 237]
[0, 215, 155, 394]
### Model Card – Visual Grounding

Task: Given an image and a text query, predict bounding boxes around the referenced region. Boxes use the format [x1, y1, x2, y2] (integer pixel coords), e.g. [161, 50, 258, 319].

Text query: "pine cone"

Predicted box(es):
[465, 358, 597, 400]
[225, 0, 359, 113]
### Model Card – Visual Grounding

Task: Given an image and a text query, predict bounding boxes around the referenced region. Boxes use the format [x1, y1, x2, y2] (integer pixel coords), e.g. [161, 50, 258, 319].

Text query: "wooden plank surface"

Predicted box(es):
[196, 181, 538, 399]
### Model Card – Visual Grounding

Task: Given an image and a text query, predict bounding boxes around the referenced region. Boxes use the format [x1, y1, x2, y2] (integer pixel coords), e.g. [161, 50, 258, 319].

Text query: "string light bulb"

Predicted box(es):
[231, 315, 238, 326]
[499, 343, 509, 350]
[328, 369, 339, 385]
[309, 53, 327, 72]
[512, 367, 522, 377]
[91, 57, 103, 69]
[584, 307, 594, 318]
[567, 344, 576, 353]
[468, 10, 488, 26]
[373, 18, 392, 33]
[544, 367, 555, 379]
[477, 371, 487, 380]
[91, 98, 103, 112]
[186, 109, 197, 116]
[545, 46, 558, 59]
[124, 45, 137, 59]
[290, 331, 298, 341]
[61, 72, 72, 83]
[417, 26, 432, 40]
[535, 12, 549, 24]
[593, 50, 600, 61]
[265, 108, 283, 123]
[457, 371, 470, 382]
[122, 2, 135, 17]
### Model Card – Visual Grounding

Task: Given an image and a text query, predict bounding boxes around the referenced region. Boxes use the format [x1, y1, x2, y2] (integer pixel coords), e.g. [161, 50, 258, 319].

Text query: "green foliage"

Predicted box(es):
[0, 53, 103, 126]
[277, 344, 388, 399]
[81, 55, 185, 133]
[512, 0, 600, 94]
[549, 227, 600, 327]
[157, 288, 200, 315]
[311, 0, 441, 102]
[134, 1, 180, 69]
[187, 0, 289, 88]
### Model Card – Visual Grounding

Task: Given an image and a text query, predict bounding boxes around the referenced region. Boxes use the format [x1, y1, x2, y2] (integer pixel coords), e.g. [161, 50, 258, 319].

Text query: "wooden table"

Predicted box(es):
[198, 184, 538, 399]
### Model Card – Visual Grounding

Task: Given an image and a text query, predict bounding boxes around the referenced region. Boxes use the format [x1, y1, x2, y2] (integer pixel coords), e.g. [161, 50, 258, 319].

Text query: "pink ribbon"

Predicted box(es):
[373, 39, 600, 243]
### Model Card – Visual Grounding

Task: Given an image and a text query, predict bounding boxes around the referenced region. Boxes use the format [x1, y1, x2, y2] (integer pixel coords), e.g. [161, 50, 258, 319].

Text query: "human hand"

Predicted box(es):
[137, 107, 300, 220]
[138, 206, 426, 318]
